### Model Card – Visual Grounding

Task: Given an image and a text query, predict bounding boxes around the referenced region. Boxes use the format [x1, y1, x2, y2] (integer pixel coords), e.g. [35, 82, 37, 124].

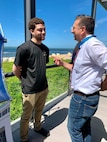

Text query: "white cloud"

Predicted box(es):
[96, 17, 107, 27]
[64, 30, 67, 33]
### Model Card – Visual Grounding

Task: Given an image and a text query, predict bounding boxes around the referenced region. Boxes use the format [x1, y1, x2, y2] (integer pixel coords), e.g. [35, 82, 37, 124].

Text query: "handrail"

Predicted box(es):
[4, 72, 14, 78]
[4, 63, 72, 97]
[4, 64, 59, 78]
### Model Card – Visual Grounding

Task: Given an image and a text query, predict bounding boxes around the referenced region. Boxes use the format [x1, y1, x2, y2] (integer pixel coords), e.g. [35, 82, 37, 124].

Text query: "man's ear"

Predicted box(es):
[30, 29, 34, 34]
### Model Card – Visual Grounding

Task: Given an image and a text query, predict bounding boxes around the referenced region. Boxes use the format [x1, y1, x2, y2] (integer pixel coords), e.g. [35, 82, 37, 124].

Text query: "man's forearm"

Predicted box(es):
[62, 61, 73, 71]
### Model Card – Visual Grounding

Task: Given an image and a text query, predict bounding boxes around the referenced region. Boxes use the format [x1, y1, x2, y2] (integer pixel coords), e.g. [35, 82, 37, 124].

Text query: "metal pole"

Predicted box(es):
[24, 0, 36, 42]
[31, 0, 35, 18]
[91, 0, 97, 20]
[91, 0, 97, 34]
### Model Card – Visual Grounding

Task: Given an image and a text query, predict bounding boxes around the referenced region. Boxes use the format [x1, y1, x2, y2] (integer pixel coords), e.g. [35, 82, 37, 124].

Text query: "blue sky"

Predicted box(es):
[0, 0, 107, 49]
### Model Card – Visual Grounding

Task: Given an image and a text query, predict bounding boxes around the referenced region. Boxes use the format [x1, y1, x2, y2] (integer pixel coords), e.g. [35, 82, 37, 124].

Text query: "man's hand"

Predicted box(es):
[52, 55, 73, 71]
[101, 75, 107, 91]
[52, 56, 63, 66]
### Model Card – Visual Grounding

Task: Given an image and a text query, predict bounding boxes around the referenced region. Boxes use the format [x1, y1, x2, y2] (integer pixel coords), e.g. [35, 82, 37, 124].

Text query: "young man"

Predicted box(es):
[54, 15, 107, 142]
[13, 17, 50, 142]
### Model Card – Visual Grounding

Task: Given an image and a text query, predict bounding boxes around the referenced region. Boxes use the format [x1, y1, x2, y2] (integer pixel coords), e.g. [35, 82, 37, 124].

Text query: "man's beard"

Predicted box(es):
[37, 35, 45, 41]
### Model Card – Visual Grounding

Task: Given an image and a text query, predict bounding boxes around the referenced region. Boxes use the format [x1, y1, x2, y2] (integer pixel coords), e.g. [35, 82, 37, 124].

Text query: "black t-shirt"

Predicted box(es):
[14, 40, 49, 94]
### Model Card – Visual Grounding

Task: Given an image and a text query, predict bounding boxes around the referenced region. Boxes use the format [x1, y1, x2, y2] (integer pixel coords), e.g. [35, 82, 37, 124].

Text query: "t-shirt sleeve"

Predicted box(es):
[14, 46, 28, 66]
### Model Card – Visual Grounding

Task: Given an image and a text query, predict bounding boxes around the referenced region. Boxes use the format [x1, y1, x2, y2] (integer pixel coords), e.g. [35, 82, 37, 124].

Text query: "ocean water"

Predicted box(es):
[3, 46, 74, 58]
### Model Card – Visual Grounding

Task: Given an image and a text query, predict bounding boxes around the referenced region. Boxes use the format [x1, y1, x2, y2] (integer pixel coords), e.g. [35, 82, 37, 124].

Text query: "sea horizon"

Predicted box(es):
[3, 46, 74, 58]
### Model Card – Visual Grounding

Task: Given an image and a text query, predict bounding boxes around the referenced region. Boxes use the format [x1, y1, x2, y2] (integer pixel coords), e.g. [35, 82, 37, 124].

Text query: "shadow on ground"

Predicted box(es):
[13, 107, 68, 142]
[91, 116, 107, 142]
[43, 107, 68, 130]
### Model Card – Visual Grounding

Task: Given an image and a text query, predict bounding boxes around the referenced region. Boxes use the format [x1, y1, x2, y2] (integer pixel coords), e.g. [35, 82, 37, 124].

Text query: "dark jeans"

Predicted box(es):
[67, 92, 99, 142]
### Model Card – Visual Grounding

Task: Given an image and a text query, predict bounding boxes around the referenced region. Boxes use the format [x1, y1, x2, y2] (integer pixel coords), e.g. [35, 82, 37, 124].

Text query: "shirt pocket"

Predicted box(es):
[73, 58, 83, 73]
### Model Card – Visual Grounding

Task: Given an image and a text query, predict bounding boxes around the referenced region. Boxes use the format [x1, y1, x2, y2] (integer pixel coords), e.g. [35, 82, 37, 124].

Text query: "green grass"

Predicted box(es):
[2, 58, 70, 121]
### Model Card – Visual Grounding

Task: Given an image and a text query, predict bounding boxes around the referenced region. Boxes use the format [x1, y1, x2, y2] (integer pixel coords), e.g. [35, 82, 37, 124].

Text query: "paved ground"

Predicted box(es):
[12, 91, 107, 142]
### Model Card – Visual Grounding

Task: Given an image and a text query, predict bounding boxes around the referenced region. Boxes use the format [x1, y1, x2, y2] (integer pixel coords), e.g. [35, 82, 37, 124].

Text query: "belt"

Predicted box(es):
[74, 91, 99, 96]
